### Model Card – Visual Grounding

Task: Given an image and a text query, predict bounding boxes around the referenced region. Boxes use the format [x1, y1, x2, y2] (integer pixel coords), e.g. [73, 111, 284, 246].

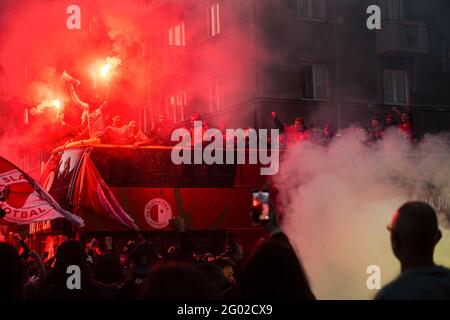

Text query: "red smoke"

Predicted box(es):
[0, 0, 154, 168]
[0, 0, 262, 173]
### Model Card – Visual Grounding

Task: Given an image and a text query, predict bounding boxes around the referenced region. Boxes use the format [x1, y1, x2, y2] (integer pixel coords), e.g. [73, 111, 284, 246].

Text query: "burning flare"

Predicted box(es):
[101, 64, 111, 77]
[99, 56, 121, 78]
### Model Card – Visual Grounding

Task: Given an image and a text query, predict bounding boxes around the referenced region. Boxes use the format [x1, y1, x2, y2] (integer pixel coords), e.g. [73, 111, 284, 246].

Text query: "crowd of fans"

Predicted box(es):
[1, 201, 449, 300]
[271, 105, 414, 147]
[93, 104, 415, 150]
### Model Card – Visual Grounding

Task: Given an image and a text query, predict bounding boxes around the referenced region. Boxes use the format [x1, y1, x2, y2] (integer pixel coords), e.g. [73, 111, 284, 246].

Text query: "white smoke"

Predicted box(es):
[275, 129, 450, 299]
[30, 99, 61, 116]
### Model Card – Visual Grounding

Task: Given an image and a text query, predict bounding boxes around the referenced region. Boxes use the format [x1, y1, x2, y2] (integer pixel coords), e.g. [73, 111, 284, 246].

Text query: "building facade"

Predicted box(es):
[139, 0, 450, 135]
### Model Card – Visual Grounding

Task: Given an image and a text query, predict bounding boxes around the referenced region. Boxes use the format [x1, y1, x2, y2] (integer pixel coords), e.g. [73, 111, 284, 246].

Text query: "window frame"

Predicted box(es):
[167, 92, 187, 123]
[382, 69, 410, 106]
[209, 78, 221, 112]
[207, 2, 221, 38]
[379, 0, 405, 21]
[296, 0, 327, 22]
[298, 63, 330, 101]
[168, 22, 186, 47]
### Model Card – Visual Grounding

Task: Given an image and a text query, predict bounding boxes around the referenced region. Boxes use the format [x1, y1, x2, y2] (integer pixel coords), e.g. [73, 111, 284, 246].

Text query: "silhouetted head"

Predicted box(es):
[90, 92, 103, 108]
[371, 118, 380, 128]
[132, 241, 159, 277]
[94, 253, 123, 285]
[214, 257, 236, 284]
[388, 202, 442, 270]
[238, 240, 314, 300]
[190, 112, 201, 125]
[196, 262, 232, 295]
[55, 240, 86, 268]
[51, 240, 87, 286]
[386, 113, 394, 125]
[294, 117, 304, 129]
[128, 120, 139, 134]
[142, 262, 217, 299]
[0, 242, 25, 299]
[401, 113, 409, 124]
[323, 123, 333, 137]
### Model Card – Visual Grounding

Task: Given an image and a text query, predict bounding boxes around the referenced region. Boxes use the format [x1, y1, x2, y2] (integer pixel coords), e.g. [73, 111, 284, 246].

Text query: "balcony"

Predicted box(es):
[376, 20, 428, 55]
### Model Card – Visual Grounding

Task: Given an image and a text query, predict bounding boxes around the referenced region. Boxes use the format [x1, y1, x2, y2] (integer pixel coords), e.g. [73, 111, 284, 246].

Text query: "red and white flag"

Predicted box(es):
[77, 155, 139, 231]
[0, 156, 84, 227]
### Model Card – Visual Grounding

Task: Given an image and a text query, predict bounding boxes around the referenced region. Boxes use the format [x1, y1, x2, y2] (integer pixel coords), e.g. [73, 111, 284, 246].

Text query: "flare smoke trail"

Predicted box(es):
[276, 130, 450, 299]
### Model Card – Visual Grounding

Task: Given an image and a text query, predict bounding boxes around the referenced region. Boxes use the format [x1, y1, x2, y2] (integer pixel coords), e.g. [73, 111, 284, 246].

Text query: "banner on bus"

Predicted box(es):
[0, 156, 85, 227]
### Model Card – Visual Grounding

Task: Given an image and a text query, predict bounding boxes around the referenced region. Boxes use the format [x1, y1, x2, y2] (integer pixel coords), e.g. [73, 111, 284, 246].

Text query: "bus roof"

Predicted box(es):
[51, 139, 272, 154]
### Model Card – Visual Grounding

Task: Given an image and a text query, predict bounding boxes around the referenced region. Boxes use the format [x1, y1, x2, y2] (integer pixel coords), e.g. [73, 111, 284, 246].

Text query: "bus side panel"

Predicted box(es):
[85, 187, 259, 231]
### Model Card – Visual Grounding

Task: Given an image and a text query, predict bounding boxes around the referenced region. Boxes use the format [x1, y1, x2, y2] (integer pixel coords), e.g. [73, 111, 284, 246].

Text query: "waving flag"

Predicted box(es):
[0, 156, 84, 227]
[77, 154, 139, 230]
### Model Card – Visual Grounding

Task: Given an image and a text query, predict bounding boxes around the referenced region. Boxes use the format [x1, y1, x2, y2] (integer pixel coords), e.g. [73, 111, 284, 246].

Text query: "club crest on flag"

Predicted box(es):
[144, 198, 172, 229]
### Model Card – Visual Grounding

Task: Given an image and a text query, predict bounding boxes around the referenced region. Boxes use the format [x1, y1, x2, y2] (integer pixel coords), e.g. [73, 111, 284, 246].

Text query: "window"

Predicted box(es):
[209, 79, 221, 112]
[168, 22, 186, 46]
[297, 0, 326, 21]
[380, 0, 403, 21]
[299, 64, 328, 100]
[383, 70, 409, 105]
[168, 93, 187, 123]
[208, 2, 221, 37]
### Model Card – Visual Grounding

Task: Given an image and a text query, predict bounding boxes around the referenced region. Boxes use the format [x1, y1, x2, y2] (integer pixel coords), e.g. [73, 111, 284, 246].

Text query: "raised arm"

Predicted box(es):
[271, 112, 286, 133]
[68, 83, 89, 110]
[98, 83, 111, 111]
[392, 106, 402, 116]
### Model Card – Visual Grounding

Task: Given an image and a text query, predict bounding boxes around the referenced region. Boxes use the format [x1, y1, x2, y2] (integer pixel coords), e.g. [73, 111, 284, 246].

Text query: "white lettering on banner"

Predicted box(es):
[0, 169, 55, 223]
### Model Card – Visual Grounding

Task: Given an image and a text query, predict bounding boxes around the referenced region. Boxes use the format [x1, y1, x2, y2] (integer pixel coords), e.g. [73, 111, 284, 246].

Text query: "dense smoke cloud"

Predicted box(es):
[0, 0, 149, 167]
[275, 130, 450, 299]
[0, 0, 260, 166]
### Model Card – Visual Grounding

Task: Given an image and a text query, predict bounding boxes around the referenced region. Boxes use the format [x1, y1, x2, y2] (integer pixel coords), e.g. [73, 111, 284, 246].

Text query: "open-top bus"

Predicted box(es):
[29, 140, 276, 254]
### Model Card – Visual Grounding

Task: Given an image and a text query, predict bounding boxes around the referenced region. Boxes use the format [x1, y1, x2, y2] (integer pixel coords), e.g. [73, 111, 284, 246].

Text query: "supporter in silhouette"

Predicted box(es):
[142, 262, 217, 300]
[0, 242, 25, 299]
[41, 240, 115, 299]
[237, 202, 316, 300]
[376, 201, 450, 300]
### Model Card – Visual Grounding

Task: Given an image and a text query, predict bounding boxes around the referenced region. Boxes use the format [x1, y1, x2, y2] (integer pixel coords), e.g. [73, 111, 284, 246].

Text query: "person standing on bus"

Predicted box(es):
[100, 115, 128, 145]
[125, 120, 151, 148]
[68, 82, 110, 140]
[188, 112, 209, 146]
[152, 113, 173, 145]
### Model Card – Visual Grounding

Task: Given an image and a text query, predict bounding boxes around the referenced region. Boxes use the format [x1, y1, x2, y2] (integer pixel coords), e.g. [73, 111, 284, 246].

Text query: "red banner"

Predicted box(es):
[0, 156, 84, 227]
[77, 155, 139, 230]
